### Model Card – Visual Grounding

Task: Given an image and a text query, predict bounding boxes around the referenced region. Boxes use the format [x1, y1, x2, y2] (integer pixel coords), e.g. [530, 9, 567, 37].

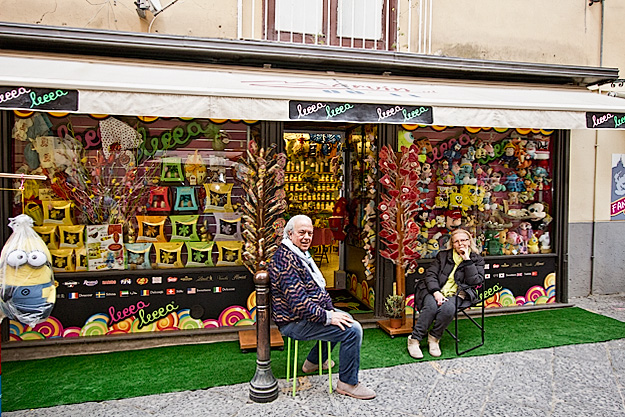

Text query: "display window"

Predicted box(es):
[396, 126, 554, 258]
[10, 111, 249, 272]
[395, 126, 558, 312]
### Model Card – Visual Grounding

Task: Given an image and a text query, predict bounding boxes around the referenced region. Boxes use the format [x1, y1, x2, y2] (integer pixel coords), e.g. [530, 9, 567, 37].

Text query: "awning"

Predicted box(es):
[2, 52, 625, 129]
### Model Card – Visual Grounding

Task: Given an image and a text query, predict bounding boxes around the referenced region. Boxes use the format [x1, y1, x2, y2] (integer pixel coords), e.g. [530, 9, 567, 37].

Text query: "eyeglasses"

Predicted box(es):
[452, 238, 470, 245]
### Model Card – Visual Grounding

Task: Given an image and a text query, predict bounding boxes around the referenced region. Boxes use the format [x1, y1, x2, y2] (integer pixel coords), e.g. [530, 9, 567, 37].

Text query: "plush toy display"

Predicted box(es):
[388, 127, 555, 258]
[0, 214, 56, 327]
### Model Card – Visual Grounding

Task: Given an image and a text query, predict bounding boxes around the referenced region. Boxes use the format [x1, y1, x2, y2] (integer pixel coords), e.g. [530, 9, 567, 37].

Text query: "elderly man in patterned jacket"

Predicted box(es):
[269, 214, 376, 400]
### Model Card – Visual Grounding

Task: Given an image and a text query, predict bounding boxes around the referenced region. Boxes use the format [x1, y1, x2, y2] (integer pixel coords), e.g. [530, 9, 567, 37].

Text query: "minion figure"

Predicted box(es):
[0, 214, 55, 327]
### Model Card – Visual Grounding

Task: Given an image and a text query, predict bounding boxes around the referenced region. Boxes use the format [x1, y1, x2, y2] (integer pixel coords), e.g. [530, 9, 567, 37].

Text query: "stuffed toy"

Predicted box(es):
[489, 170, 506, 192]
[539, 232, 552, 253]
[0, 214, 56, 327]
[527, 202, 552, 230]
[527, 235, 540, 254]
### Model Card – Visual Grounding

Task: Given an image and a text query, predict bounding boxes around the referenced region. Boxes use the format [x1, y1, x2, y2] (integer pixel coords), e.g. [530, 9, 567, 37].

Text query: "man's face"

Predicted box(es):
[289, 218, 314, 252]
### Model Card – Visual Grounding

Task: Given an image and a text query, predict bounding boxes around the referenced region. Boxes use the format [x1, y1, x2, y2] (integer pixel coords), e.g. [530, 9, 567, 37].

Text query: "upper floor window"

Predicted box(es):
[266, 0, 396, 50]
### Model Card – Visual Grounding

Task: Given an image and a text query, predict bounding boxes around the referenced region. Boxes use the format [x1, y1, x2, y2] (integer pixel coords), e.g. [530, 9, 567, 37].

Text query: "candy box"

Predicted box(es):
[86, 224, 125, 270]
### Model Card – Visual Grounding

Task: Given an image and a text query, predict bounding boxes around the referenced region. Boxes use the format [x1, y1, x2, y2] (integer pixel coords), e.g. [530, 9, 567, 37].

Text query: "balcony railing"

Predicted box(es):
[237, 0, 432, 54]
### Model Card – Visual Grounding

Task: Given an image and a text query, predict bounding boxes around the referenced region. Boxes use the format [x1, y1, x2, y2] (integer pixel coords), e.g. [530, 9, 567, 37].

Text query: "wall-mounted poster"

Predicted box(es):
[611, 154, 625, 220]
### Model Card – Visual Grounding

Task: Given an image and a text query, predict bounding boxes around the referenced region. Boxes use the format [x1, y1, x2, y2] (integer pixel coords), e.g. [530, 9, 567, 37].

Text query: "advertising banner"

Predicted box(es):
[8, 269, 255, 341]
[612, 154, 625, 220]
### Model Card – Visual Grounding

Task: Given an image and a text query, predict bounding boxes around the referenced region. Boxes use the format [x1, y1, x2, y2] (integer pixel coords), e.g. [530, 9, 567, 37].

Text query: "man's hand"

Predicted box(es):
[330, 310, 354, 330]
[433, 291, 447, 306]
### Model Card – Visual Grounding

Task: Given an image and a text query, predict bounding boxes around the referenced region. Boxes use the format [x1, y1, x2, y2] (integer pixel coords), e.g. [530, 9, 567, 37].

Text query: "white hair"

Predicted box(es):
[283, 215, 312, 239]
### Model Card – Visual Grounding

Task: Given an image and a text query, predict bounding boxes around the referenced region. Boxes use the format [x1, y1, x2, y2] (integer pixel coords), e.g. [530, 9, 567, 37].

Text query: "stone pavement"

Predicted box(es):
[5, 294, 625, 417]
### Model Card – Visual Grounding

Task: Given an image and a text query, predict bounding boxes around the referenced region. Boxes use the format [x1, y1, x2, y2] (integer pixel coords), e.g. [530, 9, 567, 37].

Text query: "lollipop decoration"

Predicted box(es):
[377, 143, 428, 299]
[235, 140, 287, 273]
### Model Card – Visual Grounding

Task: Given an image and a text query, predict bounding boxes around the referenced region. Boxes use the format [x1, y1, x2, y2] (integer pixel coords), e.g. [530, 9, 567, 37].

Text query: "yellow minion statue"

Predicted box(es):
[0, 214, 56, 327]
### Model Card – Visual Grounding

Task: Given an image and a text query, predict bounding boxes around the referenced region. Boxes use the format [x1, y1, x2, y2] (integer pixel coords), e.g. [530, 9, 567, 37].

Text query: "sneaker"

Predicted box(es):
[407, 335, 423, 359]
[428, 333, 441, 357]
[336, 380, 376, 400]
[302, 359, 335, 373]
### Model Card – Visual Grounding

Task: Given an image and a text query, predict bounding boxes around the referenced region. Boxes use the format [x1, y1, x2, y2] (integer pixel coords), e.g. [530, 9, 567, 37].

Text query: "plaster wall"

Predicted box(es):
[0, 0, 239, 38]
[426, 0, 603, 66]
[1, 0, 621, 70]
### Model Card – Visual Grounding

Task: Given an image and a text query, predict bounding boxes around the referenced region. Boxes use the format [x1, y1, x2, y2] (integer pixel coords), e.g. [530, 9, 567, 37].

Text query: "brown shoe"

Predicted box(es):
[336, 380, 376, 400]
[302, 359, 335, 373]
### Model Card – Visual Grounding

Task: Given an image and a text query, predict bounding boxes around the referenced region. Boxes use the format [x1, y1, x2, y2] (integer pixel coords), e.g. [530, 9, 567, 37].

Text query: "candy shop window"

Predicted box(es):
[10, 111, 251, 272]
[398, 126, 554, 258]
[283, 131, 344, 224]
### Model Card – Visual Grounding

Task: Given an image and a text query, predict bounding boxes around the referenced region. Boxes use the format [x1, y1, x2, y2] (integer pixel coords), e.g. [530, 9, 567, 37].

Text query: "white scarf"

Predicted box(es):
[282, 238, 326, 289]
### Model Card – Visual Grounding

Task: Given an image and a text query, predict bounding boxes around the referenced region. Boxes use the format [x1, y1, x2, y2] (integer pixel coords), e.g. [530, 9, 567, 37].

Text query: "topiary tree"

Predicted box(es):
[377, 143, 426, 303]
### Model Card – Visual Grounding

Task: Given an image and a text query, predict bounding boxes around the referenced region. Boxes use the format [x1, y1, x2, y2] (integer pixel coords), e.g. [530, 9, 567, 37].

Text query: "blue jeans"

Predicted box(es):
[279, 311, 363, 386]
[411, 294, 471, 340]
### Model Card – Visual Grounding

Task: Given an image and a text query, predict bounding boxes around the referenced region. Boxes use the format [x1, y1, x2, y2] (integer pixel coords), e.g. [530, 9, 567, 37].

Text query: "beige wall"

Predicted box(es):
[0, 0, 239, 38]
[1, 0, 622, 71]
[428, 1, 603, 66]
[602, 1, 625, 74]
[569, 130, 597, 223]
[570, 129, 625, 223]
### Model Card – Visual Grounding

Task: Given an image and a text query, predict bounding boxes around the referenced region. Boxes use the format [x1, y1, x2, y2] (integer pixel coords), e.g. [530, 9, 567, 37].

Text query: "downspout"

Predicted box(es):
[589, 0, 605, 295]
[589, 132, 598, 295]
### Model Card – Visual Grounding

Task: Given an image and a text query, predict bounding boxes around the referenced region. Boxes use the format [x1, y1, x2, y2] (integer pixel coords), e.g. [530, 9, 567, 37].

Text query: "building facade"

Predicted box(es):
[0, 0, 624, 344]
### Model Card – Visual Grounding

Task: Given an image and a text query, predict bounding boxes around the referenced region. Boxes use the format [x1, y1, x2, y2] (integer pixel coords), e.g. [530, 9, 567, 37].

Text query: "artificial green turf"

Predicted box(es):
[4, 307, 625, 411]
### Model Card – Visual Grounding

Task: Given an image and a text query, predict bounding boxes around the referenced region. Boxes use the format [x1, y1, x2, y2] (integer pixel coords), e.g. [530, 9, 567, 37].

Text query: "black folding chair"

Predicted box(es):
[445, 284, 485, 355]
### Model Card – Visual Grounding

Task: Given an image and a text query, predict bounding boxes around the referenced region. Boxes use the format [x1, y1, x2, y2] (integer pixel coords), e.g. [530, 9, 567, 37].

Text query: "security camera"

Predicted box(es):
[135, 0, 163, 18]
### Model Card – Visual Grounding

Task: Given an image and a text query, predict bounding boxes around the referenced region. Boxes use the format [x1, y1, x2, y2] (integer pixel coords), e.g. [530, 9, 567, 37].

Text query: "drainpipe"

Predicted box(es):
[589, 0, 605, 295]
[589, 132, 598, 295]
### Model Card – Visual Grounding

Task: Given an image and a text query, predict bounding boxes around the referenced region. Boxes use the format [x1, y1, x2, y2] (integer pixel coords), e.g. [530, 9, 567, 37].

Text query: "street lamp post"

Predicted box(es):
[249, 269, 278, 402]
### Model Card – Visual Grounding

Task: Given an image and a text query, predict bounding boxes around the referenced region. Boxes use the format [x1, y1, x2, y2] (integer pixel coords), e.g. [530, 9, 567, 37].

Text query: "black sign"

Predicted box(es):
[0, 86, 79, 111]
[290, 100, 433, 124]
[586, 112, 625, 129]
[49, 268, 254, 334]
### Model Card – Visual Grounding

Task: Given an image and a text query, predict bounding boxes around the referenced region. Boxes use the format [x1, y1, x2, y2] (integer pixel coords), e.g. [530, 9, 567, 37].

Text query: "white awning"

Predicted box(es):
[2, 52, 625, 129]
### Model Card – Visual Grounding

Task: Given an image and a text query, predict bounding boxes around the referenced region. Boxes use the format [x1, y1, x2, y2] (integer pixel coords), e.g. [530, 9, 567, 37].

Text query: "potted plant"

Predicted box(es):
[384, 294, 405, 329]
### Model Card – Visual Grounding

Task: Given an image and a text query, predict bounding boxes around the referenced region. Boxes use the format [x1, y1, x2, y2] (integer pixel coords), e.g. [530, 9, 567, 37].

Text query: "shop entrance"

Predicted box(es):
[283, 129, 345, 288]
[282, 124, 378, 315]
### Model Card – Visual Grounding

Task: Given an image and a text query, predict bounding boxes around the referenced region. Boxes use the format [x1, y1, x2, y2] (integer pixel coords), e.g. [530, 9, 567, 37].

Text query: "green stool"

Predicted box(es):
[286, 338, 333, 396]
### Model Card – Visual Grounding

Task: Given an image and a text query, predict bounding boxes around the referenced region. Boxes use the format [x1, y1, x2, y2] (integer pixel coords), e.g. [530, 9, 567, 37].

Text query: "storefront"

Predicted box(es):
[2, 43, 625, 344]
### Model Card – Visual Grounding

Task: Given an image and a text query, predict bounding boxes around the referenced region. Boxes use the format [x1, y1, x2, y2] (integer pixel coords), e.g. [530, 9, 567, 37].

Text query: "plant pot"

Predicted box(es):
[389, 317, 402, 329]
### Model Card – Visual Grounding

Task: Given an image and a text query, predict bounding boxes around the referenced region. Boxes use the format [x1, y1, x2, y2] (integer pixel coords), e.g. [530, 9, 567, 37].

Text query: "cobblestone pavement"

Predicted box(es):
[5, 294, 625, 417]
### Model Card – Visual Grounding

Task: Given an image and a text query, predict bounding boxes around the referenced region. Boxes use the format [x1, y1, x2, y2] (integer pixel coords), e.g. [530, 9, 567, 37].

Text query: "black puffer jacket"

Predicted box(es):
[414, 249, 485, 312]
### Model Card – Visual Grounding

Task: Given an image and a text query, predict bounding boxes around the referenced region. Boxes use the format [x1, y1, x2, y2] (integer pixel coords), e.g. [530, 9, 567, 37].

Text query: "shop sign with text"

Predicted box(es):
[586, 112, 625, 129]
[0, 86, 79, 111]
[290, 101, 433, 124]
